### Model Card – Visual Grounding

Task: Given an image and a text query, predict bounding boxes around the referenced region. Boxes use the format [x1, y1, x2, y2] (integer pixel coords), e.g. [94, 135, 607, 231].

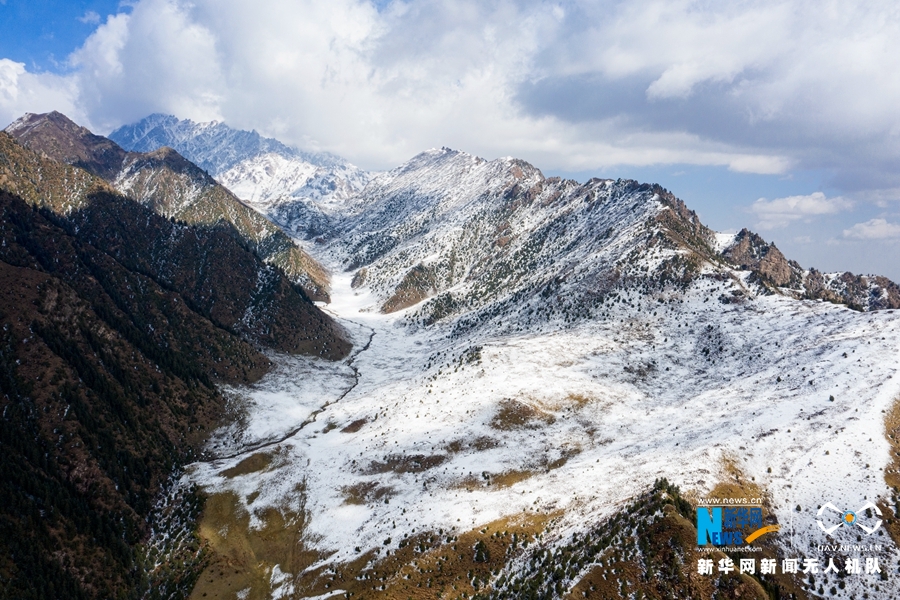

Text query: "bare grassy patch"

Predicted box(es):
[218, 452, 274, 478]
[381, 264, 436, 313]
[531, 392, 593, 412]
[456, 469, 536, 491]
[703, 453, 766, 502]
[342, 481, 395, 505]
[492, 470, 535, 488]
[490, 399, 555, 430]
[367, 453, 447, 474]
[546, 454, 573, 471]
[188, 489, 318, 600]
[566, 392, 592, 408]
[446, 436, 498, 453]
[341, 417, 367, 433]
[881, 395, 900, 548]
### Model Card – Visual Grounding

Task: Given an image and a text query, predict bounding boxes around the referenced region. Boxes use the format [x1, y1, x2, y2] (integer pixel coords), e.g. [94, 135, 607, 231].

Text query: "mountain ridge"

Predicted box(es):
[324, 147, 898, 339]
[5, 112, 332, 301]
[109, 113, 348, 173]
[109, 114, 373, 239]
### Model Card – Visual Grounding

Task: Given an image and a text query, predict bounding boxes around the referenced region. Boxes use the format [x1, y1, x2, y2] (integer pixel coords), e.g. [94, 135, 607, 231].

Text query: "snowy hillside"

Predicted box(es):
[330, 147, 717, 330]
[217, 152, 372, 238]
[179, 146, 900, 598]
[110, 114, 373, 238]
[188, 261, 900, 599]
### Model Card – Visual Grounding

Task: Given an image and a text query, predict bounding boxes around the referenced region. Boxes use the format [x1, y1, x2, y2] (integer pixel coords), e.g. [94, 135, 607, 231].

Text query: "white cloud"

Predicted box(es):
[727, 154, 792, 175]
[78, 10, 102, 25]
[750, 192, 852, 229]
[0, 59, 85, 128]
[69, 1, 225, 129]
[843, 218, 900, 240]
[1, 0, 900, 181]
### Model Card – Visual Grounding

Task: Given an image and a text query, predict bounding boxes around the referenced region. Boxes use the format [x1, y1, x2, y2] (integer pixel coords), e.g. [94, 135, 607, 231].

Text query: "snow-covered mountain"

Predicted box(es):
[28, 109, 900, 597]
[329, 147, 897, 331]
[179, 146, 900, 598]
[109, 114, 373, 238]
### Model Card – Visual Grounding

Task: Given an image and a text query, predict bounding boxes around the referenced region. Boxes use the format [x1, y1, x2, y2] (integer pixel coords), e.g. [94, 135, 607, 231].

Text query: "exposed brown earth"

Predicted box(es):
[382, 264, 438, 313]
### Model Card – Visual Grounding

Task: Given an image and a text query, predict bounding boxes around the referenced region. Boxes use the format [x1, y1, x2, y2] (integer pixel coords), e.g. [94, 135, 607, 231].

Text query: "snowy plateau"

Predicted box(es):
[154, 141, 900, 598]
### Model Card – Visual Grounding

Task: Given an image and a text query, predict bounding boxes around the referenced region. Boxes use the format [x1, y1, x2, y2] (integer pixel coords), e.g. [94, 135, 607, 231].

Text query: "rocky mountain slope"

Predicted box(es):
[327, 148, 898, 335]
[0, 132, 350, 599]
[109, 114, 372, 239]
[5, 112, 331, 301]
[177, 145, 900, 599]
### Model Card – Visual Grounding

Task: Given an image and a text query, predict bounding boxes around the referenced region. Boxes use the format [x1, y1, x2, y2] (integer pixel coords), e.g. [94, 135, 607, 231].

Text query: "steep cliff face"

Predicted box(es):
[4, 113, 332, 302]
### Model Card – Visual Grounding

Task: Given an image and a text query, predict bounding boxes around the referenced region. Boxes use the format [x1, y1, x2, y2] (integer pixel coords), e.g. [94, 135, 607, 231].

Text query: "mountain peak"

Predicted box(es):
[4, 111, 128, 181]
[109, 113, 338, 174]
[394, 147, 544, 185]
[108, 114, 375, 239]
[6, 110, 81, 132]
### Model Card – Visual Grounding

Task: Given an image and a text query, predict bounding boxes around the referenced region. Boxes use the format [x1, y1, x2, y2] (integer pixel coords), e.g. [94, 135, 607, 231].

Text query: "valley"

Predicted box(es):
[186, 245, 900, 599]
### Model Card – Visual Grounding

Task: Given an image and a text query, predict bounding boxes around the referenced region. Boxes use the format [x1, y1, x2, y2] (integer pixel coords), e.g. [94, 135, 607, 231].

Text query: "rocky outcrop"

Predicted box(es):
[721, 228, 800, 288]
[719, 228, 900, 310]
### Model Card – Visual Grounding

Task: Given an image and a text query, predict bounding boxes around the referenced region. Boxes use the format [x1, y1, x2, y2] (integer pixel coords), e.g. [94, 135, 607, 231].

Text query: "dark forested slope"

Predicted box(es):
[0, 131, 349, 598]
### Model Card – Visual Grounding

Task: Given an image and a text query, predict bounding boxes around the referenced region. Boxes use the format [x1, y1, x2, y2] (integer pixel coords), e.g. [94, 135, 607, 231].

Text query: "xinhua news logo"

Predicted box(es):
[697, 501, 779, 546]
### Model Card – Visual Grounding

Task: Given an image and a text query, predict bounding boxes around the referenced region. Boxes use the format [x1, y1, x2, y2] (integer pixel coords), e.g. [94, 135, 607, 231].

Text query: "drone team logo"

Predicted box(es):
[816, 501, 883, 535]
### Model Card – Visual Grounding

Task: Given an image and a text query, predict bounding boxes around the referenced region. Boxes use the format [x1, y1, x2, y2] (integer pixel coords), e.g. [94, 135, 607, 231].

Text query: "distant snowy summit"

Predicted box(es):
[109, 114, 373, 238]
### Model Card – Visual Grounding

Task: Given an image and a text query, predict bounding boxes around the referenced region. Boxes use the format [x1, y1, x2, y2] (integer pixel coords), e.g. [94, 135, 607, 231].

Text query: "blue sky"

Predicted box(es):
[1, 0, 900, 280]
[0, 1, 125, 71]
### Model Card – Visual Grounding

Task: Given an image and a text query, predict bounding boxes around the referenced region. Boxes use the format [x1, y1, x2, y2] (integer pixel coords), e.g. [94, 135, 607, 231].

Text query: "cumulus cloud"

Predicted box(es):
[1, 0, 900, 182]
[0, 59, 86, 128]
[70, 2, 225, 129]
[843, 219, 900, 240]
[749, 192, 852, 229]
